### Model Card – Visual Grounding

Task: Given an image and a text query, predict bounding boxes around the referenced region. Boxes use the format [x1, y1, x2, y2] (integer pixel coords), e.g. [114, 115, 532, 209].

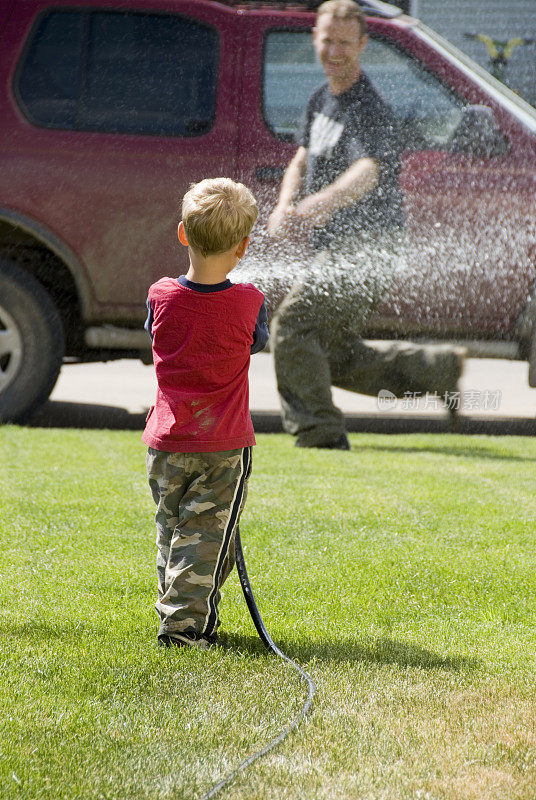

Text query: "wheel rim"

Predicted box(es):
[0, 305, 23, 392]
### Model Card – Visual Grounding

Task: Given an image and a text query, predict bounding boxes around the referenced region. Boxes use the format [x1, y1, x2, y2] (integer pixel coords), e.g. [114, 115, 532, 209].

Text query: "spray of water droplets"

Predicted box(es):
[233, 207, 536, 338]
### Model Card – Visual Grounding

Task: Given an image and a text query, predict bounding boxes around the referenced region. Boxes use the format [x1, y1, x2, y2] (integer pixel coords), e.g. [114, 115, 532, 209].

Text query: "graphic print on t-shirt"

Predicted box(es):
[309, 112, 344, 158]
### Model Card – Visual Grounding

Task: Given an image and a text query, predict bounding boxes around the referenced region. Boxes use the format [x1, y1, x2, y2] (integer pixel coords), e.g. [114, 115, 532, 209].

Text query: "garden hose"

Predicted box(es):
[198, 527, 316, 800]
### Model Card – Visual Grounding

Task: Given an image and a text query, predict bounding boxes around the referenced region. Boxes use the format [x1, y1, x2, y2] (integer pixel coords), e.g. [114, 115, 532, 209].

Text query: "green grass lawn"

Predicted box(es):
[1, 427, 535, 800]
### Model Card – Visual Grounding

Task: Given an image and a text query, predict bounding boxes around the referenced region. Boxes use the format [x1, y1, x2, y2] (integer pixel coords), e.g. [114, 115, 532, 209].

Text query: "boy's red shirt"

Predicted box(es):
[142, 276, 265, 452]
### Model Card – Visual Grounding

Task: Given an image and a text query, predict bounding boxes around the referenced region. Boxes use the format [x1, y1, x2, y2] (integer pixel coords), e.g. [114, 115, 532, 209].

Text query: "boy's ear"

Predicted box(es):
[235, 236, 250, 259]
[178, 221, 189, 247]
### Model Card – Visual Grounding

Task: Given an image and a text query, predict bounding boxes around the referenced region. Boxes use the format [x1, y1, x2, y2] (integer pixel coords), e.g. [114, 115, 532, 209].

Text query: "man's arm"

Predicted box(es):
[293, 156, 379, 227]
[267, 146, 308, 237]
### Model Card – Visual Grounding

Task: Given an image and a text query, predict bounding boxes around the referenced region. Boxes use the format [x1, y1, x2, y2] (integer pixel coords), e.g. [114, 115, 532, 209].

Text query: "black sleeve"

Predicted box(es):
[144, 298, 154, 341]
[250, 301, 269, 354]
[348, 97, 403, 171]
[297, 106, 311, 149]
[372, 106, 404, 166]
[297, 87, 321, 148]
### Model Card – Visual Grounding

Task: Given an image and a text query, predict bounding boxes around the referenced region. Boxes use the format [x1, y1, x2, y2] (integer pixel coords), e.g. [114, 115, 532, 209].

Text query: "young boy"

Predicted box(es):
[143, 178, 269, 649]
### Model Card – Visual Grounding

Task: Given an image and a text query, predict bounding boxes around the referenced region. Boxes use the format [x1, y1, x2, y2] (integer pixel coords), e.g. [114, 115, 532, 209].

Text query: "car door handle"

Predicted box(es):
[255, 166, 285, 182]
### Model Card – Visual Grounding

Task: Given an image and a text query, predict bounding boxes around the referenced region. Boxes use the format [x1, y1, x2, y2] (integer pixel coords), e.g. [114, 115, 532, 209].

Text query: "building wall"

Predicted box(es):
[411, 0, 536, 107]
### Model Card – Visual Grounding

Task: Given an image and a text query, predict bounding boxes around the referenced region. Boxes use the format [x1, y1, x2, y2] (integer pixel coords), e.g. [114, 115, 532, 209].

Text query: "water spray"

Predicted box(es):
[198, 526, 316, 800]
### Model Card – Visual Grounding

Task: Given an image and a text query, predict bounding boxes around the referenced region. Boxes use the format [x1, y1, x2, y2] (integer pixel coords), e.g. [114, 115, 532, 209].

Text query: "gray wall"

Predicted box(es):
[411, 0, 536, 107]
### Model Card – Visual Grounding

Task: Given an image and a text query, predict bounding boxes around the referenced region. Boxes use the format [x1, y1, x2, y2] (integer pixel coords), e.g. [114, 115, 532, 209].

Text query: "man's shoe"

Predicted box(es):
[296, 433, 350, 450]
[317, 434, 351, 450]
[448, 405, 462, 432]
[158, 632, 217, 650]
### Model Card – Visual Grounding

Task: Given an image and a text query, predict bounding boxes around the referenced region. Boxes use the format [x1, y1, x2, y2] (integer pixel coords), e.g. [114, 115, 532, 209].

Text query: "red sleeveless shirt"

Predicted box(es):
[142, 277, 265, 452]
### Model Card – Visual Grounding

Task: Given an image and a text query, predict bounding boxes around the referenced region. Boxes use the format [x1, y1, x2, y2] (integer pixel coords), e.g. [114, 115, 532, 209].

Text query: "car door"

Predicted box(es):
[358, 26, 536, 339]
[233, 10, 315, 313]
[237, 15, 536, 340]
[3, 0, 241, 322]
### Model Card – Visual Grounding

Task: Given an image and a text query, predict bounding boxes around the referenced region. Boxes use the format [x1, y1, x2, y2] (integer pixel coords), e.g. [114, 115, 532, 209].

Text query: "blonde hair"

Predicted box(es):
[181, 177, 258, 257]
[316, 0, 367, 37]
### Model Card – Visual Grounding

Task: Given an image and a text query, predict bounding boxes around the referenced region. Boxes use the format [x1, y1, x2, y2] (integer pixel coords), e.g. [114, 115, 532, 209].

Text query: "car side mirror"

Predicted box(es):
[447, 105, 510, 157]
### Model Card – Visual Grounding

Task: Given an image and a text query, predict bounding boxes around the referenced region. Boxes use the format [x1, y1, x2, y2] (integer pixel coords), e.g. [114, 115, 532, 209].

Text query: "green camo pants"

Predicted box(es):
[146, 446, 251, 638]
[272, 241, 463, 447]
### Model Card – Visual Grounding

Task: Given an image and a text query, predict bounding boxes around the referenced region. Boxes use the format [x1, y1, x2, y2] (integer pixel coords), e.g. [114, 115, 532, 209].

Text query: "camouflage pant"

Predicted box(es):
[146, 446, 252, 638]
[272, 238, 463, 446]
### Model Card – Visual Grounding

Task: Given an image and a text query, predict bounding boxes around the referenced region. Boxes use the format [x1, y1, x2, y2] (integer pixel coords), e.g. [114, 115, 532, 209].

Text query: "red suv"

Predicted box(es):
[1, 0, 536, 422]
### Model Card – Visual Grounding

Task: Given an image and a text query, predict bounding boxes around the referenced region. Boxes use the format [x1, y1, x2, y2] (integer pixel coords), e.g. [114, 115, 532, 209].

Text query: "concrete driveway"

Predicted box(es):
[30, 351, 536, 434]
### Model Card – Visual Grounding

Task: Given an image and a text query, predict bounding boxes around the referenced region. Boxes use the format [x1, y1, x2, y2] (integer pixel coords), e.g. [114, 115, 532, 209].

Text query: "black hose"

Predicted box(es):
[198, 527, 316, 800]
[235, 526, 292, 657]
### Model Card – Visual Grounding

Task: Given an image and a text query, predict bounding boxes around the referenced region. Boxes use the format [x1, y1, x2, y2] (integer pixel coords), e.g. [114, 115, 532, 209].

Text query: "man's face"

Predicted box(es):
[313, 15, 367, 89]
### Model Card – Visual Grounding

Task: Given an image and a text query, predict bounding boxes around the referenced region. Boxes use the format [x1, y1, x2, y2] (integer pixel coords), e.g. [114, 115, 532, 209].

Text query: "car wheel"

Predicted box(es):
[0, 259, 65, 423]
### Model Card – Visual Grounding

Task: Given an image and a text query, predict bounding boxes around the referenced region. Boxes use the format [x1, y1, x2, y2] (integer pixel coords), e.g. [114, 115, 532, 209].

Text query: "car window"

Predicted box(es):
[362, 37, 465, 149]
[17, 10, 218, 137]
[263, 31, 325, 141]
[263, 30, 465, 149]
[17, 11, 84, 128]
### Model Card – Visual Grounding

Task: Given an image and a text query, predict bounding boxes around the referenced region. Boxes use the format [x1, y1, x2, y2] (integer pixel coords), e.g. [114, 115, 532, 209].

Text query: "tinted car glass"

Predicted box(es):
[263, 30, 465, 149]
[17, 11, 84, 127]
[362, 37, 464, 149]
[18, 10, 218, 136]
[263, 31, 325, 140]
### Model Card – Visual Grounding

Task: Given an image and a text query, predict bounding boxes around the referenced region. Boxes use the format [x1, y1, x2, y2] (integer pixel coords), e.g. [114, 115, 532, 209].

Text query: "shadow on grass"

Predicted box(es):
[29, 401, 148, 430]
[26, 401, 536, 439]
[224, 632, 479, 672]
[3, 622, 479, 674]
[0, 621, 153, 644]
[353, 441, 536, 463]
[344, 415, 536, 438]
[1, 621, 83, 640]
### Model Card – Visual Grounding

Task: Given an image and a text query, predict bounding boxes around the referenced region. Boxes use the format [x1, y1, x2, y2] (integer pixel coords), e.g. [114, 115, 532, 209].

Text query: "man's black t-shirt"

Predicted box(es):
[299, 73, 404, 249]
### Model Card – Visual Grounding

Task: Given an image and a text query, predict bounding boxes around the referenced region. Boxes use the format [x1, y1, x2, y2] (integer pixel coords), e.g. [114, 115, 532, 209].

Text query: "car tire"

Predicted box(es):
[0, 258, 65, 423]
